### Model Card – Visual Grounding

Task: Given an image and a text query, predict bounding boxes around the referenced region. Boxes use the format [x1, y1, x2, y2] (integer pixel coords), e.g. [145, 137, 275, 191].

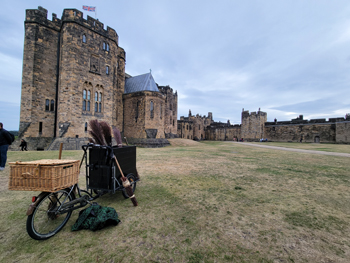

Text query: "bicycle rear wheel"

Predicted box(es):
[26, 188, 75, 240]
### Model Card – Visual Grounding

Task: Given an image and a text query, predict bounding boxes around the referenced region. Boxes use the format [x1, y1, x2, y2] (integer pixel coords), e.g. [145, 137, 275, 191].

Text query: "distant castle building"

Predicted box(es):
[178, 109, 350, 144]
[18, 6, 177, 150]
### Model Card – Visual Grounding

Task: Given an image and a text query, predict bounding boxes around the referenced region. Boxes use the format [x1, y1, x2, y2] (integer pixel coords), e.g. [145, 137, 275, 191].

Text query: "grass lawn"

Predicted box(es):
[247, 141, 350, 154]
[0, 140, 349, 262]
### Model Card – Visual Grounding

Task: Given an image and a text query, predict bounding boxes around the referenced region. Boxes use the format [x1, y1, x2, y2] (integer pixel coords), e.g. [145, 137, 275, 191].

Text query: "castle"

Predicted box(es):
[18, 6, 350, 150]
[18, 6, 177, 150]
[178, 109, 350, 144]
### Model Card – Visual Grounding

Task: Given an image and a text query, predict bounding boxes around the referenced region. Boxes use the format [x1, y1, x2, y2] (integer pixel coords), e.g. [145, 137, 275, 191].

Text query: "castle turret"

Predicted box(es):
[241, 109, 267, 140]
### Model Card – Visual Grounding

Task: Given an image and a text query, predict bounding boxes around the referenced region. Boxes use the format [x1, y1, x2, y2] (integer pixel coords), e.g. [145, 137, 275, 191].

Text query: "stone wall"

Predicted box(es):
[177, 111, 213, 140]
[336, 122, 350, 143]
[123, 91, 166, 139]
[205, 124, 241, 141]
[20, 7, 60, 139]
[178, 119, 194, 139]
[159, 86, 178, 137]
[264, 122, 336, 143]
[56, 9, 124, 138]
[19, 6, 126, 146]
[241, 109, 267, 140]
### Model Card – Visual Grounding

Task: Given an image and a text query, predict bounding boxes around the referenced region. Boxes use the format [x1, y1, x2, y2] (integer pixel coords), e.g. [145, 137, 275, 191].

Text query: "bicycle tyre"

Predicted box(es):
[26, 188, 75, 240]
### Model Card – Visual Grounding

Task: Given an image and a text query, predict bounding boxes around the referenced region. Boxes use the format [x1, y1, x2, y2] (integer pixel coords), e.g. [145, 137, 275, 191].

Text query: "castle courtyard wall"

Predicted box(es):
[264, 123, 336, 143]
[335, 122, 350, 143]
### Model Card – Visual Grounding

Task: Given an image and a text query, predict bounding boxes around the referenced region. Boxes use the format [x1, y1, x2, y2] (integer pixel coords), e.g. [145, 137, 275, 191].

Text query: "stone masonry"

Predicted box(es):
[18, 6, 177, 150]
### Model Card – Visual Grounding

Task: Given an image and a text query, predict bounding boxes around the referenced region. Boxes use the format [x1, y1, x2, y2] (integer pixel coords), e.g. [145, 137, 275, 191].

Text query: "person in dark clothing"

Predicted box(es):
[19, 139, 28, 151]
[0, 122, 13, 170]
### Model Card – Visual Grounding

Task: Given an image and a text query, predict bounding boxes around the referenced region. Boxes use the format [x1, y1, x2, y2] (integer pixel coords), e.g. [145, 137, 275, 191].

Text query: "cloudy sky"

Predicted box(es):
[1, 0, 350, 130]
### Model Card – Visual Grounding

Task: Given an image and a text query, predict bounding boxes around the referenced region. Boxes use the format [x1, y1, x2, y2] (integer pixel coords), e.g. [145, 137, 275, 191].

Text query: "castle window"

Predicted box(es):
[85, 122, 88, 132]
[99, 92, 102, 112]
[150, 101, 154, 118]
[94, 91, 102, 113]
[50, 100, 54, 111]
[160, 104, 162, 119]
[83, 34, 86, 43]
[173, 120, 175, 126]
[106, 43, 109, 51]
[106, 66, 109, 75]
[39, 122, 43, 134]
[135, 101, 140, 121]
[103, 42, 106, 50]
[83, 89, 91, 111]
[187, 125, 188, 130]
[45, 99, 49, 111]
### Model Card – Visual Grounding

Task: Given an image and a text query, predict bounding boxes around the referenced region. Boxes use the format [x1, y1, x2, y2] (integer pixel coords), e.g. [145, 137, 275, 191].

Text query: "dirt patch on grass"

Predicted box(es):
[168, 138, 201, 147]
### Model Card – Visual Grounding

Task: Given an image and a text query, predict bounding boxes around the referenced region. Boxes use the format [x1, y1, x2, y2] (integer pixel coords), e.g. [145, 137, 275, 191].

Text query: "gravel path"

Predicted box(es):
[232, 142, 350, 158]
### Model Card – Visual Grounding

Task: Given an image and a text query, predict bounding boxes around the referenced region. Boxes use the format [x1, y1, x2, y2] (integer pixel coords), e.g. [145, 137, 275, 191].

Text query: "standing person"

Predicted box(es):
[19, 139, 28, 151]
[0, 122, 13, 171]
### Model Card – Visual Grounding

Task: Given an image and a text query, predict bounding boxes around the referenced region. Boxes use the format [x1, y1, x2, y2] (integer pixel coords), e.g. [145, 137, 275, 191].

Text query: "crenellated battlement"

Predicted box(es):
[241, 109, 267, 119]
[25, 6, 118, 44]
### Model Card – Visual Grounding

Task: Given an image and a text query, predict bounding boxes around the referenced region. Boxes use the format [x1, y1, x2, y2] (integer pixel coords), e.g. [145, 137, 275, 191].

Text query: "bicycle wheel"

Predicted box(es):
[26, 188, 75, 240]
[121, 173, 137, 199]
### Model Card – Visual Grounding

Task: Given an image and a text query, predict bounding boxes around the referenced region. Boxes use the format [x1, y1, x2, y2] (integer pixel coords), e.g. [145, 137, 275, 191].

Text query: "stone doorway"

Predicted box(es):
[314, 136, 320, 143]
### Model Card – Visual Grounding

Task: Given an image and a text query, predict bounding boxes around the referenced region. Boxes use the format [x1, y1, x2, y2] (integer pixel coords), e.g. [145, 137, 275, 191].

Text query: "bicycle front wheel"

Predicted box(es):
[26, 188, 75, 240]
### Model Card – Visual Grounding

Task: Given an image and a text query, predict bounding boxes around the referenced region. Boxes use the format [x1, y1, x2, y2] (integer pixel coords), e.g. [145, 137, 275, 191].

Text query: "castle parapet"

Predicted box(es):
[26, 6, 61, 30]
[25, 6, 118, 44]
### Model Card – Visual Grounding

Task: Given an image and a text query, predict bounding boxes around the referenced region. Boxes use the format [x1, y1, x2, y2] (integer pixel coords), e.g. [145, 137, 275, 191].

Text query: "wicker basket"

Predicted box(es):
[8, 159, 80, 192]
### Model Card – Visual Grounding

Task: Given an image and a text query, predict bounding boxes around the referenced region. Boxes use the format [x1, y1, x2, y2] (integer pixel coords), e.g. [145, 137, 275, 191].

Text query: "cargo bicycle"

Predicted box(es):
[9, 144, 139, 240]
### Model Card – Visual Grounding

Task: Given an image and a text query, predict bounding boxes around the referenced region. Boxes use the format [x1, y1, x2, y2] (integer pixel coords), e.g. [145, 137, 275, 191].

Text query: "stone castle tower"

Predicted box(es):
[19, 6, 177, 149]
[241, 108, 267, 140]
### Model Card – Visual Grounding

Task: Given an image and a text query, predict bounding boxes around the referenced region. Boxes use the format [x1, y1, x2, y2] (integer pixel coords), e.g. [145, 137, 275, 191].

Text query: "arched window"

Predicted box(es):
[85, 122, 88, 132]
[82, 34, 86, 43]
[106, 66, 109, 75]
[50, 100, 54, 111]
[94, 91, 103, 113]
[150, 101, 154, 118]
[45, 99, 49, 111]
[83, 89, 91, 111]
[103, 42, 106, 50]
[106, 43, 110, 51]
